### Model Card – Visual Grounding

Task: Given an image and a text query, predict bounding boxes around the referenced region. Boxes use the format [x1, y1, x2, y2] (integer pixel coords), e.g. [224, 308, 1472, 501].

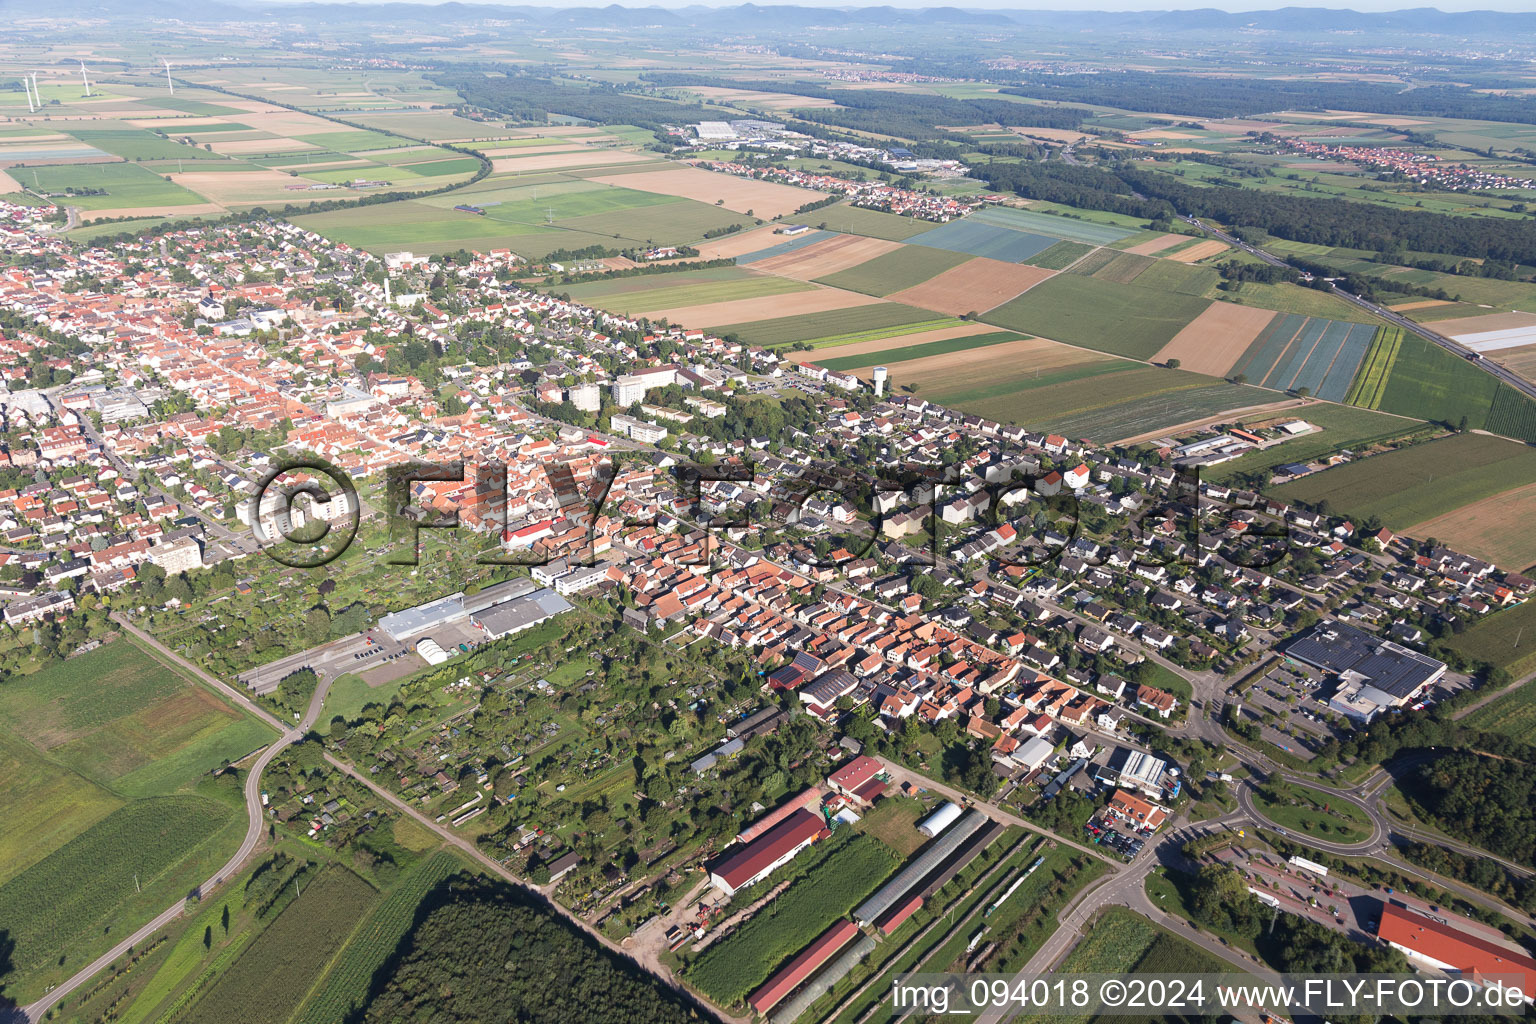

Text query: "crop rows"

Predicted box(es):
[1344, 326, 1402, 409]
[1486, 383, 1536, 444]
[294, 853, 463, 1024]
[803, 318, 964, 349]
[685, 835, 898, 1006]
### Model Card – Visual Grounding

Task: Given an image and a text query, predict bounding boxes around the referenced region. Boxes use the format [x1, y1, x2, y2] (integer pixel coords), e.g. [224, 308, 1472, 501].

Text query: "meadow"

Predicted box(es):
[1272, 432, 1536, 527]
[984, 275, 1213, 360]
[1024, 239, 1096, 269]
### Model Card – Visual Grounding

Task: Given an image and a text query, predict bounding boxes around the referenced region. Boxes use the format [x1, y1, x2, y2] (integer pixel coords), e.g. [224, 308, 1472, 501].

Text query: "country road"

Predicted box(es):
[19, 617, 325, 1024]
[18, 616, 732, 1024]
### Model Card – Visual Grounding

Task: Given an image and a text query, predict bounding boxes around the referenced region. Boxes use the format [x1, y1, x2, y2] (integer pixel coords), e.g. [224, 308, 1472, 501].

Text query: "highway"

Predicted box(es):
[1178, 214, 1536, 404]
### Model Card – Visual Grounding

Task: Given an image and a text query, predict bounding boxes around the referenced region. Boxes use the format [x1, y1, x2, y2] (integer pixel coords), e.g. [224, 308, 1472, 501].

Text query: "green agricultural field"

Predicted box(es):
[296, 130, 411, 153]
[1024, 239, 1096, 270]
[1272, 432, 1536, 527]
[0, 638, 277, 1000]
[1020, 377, 1272, 441]
[1462, 677, 1536, 738]
[801, 317, 966, 349]
[399, 157, 482, 177]
[984, 275, 1212, 360]
[1133, 259, 1222, 297]
[181, 866, 379, 1024]
[22, 162, 206, 211]
[684, 834, 898, 1007]
[1219, 280, 1379, 321]
[1448, 600, 1536, 679]
[67, 128, 228, 162]
[561, 265, 746, 299]
[1374, 335, 1503, 428]
[1344, 326, 1403, 409]
[814, 245, 971, 296]
[717, 302, 949, 348]
[1069, 247, 1154, 284]
[567, 275, 811, 316]
[0, 795, 239, 992]
[816, 331, 1025, 371]
[294, 853, 465, 1024]
[970, 205, 1134, 245]
[815, 202, 940, 241]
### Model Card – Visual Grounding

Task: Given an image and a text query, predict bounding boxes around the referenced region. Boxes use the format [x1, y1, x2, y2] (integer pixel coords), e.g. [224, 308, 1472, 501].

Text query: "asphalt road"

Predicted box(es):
[19, 616, 324, 1024]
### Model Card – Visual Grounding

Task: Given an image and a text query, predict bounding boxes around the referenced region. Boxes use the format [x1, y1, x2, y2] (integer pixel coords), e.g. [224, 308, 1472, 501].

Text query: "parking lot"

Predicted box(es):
[1086, 816, 1148, 861]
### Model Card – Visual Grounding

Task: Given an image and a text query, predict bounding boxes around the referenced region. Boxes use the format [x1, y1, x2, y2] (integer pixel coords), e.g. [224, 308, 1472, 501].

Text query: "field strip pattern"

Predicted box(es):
[1229, 313, 1378, 402]
[1343, 327, 1401, 409]
[736, 230, 836, 264]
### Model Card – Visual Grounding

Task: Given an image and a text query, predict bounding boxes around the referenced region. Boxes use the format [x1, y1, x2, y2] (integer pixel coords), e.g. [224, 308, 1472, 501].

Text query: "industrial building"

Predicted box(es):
[471, 587, 574, 640]
[1285, 621, 1446, 723]
[708, 808, 824, 896]
[377, 577, 539, 641]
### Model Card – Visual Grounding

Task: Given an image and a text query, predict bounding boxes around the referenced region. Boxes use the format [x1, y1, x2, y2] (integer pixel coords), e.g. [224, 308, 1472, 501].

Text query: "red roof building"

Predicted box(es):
[827, 755, 882, 796]
[1377, 903, 1536, 1001]
[708, 808, 823, 896]
[748, 919, 859, 1014]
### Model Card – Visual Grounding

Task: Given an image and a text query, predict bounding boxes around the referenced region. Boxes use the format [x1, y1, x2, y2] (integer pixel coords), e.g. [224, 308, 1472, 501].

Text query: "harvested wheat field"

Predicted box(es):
[1432, 311, 1536, 337]
[1010, 127, 1091, 145]
[787, 323, 1012, 364]
[693, 225, 787, 260]
[1154, 302, 1278, 376]
[642, 285, 882, 328]
[169, 170, 312, 205]
[490, 149, 655, 174]
[891, 336, 1110, 388]
[1388, 299, 1454, 312]
[0, 169, 19, 193]
[584, 165, 821, 219]
[1407, 480, 1536, 572]
[211, 137, 319, 156]
[1123, 233, 1187, 256]
[1166, 239, 1230, 263]
[748, 234, 903, 280]
[80, 202, 225, 221]
[1494, 345, 1536, 381]
[887, 257, 1055, 315]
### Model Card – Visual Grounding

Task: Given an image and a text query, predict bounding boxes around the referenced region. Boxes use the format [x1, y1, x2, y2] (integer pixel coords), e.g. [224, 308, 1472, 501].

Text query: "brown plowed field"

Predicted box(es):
[1153, 302, 1278, 376]
[885, 257, 1055, 315]
[1166, 239, 1230, 262]
[693, 225, 786, 260]
[748, 234, 903, 280]
[1123, 233, 1186, 255]
[1407, 480, 1536, 572]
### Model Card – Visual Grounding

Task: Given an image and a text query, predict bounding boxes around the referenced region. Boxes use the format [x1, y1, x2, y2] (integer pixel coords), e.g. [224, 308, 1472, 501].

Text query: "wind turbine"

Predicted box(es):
[79, 61, 91, 97]
[21, 77, 34, 113]
[163, 59, 174, 95]
[27, 73, 40, 111]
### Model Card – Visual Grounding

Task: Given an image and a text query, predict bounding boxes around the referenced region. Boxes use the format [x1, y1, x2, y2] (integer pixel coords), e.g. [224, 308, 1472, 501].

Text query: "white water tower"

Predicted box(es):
[872, 365, 888, 397]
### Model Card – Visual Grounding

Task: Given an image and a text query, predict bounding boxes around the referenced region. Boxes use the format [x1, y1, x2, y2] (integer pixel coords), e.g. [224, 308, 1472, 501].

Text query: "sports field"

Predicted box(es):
[813, 244, 971, 295]
[1272, 432, 1536, 528]
[984, 274, 1213, 361]
[1227, 314, 1379, 402]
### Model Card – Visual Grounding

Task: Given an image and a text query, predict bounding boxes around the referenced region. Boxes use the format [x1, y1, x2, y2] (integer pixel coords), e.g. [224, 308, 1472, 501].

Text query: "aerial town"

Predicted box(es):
[6, 6, 1536, 1024]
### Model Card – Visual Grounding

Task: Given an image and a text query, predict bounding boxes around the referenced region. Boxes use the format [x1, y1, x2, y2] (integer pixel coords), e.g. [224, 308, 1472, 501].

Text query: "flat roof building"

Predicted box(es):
[1285, 621, 1446, 723]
